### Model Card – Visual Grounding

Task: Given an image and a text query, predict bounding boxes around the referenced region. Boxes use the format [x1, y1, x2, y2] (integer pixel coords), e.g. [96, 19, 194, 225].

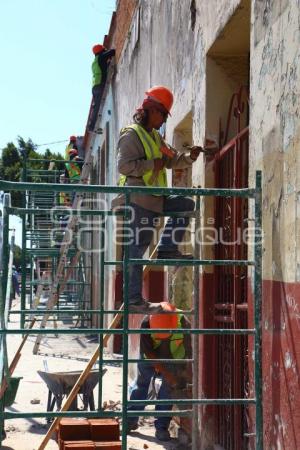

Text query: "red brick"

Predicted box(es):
[59, 418, 91, 441]
[103, 0, 138, 62]
[64, 441, 95, 450]
[88, 419, 119, 442]
[94, 442, 121, 450]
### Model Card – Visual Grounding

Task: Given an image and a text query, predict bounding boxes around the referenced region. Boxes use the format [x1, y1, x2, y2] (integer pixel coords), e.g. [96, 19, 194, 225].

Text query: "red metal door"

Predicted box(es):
[213, 87, 250, 449]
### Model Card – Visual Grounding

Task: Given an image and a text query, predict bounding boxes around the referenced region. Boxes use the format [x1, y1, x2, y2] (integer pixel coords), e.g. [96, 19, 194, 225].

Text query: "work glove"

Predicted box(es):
[189, 146, 203, 161]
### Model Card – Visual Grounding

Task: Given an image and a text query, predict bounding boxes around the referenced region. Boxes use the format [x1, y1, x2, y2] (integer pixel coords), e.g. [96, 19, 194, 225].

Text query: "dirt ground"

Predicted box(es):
[1, 301, 184, 450]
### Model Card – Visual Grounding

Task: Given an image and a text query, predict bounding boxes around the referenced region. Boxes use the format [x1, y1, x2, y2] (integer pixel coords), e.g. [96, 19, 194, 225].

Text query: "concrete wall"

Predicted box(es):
[250, 1, 300, 448]
[90, 0, 300, 447]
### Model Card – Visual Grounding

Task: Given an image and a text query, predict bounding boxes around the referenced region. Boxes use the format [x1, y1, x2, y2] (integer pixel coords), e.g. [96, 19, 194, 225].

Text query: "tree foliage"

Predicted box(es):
[0, 137, 64, 206]
[13, 244, 22, 269]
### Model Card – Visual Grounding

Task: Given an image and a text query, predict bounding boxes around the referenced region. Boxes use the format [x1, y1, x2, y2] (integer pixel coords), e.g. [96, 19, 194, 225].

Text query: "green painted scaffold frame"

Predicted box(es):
[0, 171, 263, 450]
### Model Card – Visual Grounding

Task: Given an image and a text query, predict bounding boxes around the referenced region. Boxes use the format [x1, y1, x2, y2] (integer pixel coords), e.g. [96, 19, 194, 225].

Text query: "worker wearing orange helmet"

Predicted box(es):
[127, 302, 192, 442]
[65, 149, 84, 183]
[59, 136, 78, 206]
[65, 135, 78, 159]
[89, 43, 116, 131]
[115, 86, 202, 313]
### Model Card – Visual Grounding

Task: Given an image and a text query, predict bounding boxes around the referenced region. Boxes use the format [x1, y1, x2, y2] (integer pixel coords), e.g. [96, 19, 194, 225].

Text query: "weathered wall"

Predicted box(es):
[92, 0, 300, 447]
[250, 1, 300, 448]
[113, 0, 241, 160]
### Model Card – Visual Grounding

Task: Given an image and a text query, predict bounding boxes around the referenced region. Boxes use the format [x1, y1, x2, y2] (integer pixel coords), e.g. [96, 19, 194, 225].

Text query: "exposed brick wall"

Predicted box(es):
[103, 0, 138, 62]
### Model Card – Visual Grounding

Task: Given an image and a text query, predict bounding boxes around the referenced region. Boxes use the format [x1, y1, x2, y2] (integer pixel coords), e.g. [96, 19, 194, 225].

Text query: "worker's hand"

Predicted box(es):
[189, 146, 203, 161]
[153, 158, 165, 171]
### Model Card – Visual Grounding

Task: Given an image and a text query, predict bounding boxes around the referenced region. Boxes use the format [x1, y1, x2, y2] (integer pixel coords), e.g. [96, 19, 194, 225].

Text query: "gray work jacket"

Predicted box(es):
[113, 127, 194, 213]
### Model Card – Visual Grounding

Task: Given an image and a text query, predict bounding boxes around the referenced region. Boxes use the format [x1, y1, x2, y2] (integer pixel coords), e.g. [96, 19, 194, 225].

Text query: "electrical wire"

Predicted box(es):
[36, 139, 68, 147]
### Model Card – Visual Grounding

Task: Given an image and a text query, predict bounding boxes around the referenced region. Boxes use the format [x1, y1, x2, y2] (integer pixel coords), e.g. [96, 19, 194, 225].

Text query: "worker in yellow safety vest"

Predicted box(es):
[113, 85, 202, 313]
[62, 149, 84, 206]
[65, 135, 78, 159]
[65, 149, 84, 183]
[127, 302, 192, 443]
[89, 43, 115, 131]
[58, 179, 70, 207]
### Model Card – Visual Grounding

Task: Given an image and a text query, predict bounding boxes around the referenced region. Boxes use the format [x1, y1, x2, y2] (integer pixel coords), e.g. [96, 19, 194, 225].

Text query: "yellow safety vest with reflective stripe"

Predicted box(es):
[65, 143, 75, 159]
[118, 124, 167, 190]
[65, 162, 81, 181]
[150, 315, 185, 360]
[59, 192, 70, 206]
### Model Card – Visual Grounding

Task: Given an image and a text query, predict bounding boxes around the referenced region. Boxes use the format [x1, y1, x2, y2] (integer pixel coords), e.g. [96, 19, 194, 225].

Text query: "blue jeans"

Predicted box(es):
[128, 361, 173, 430]
[128, 196, 195, 302]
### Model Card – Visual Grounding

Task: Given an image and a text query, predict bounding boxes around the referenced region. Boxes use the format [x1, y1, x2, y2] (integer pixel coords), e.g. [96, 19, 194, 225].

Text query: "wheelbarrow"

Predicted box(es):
[38, 369, 106, 422]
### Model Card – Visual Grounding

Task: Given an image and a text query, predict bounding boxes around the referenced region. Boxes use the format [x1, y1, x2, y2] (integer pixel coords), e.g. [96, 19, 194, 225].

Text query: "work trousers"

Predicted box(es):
[89, 84, 104, 131]
[128, 361, 173, 431]
[128, 195, 195, 303]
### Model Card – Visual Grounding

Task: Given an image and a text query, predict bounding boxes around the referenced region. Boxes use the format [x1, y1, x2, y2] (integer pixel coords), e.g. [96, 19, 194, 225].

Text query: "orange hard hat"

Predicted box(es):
[145, 86, 174, 114]
[149, 302, 178, 339]
[69, 135, 76, 142]
[92, 44, 105, 55]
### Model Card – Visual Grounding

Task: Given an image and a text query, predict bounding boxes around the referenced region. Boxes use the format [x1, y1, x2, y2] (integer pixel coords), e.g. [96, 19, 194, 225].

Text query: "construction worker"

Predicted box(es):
[115, 85, 202, 313]
[65, 135, 78, 159]
[11, 266, 20, 299]
[89, 43, 116, 131]
[127, 302, 192, 442]
[64, 149, 84, 206]
[58, 173, 71, 207]
[64, 149, 84, 183]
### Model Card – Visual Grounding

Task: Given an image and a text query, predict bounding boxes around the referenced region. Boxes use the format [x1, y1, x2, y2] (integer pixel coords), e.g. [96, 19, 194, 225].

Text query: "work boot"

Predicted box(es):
[155, 428, 171, 441]
[128, 300, 164, 314]
[156, 249, 194, 260]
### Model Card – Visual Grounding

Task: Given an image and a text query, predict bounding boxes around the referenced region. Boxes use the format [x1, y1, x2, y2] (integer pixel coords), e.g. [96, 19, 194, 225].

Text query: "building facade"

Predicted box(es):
[89, 1, 300, 448]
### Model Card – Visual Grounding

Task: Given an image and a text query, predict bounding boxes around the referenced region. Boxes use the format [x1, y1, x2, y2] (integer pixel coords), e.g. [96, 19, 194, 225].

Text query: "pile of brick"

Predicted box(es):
[58, 418, 121, 449]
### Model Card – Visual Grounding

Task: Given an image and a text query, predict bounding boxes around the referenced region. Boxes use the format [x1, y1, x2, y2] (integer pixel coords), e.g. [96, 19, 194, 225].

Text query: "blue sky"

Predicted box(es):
[0, 0, 115, 155]
[0, 0, 115, 246]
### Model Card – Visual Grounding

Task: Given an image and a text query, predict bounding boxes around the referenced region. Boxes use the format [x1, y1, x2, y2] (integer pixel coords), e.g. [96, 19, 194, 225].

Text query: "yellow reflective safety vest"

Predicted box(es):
[65, 143, 75, 159]
[150, 315, 185, 360]
[59, 192, 70, 206]
[118, 124, 167, 190]
[65, 162, 81, 181]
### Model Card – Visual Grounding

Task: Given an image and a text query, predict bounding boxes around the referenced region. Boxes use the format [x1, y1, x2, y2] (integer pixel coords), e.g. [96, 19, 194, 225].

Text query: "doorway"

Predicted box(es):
[203, 1, 251, 448]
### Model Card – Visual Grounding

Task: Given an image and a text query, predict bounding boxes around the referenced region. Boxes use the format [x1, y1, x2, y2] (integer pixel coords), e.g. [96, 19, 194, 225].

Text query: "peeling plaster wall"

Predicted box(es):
[91, 0, 300, 447]
[113, 0, 241, 183]
[250, 0, 300, 282]
[250, 1, 300, 448]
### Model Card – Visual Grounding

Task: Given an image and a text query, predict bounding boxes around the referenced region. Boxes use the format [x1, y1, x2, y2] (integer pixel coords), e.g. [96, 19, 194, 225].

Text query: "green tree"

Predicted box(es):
[0, 141, 23, 206]
[0, 137, 64, 206]
[13, 244, 22, 268]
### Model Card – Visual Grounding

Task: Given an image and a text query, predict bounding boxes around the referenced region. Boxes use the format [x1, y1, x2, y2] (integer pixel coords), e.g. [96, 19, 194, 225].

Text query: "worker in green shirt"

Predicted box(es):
[89, 43, 115, 131]
[65, 149, 84, 183]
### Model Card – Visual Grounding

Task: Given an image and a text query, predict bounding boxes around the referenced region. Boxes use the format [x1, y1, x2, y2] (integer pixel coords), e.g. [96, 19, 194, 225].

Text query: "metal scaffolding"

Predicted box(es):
[0, 169, 262, 450]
